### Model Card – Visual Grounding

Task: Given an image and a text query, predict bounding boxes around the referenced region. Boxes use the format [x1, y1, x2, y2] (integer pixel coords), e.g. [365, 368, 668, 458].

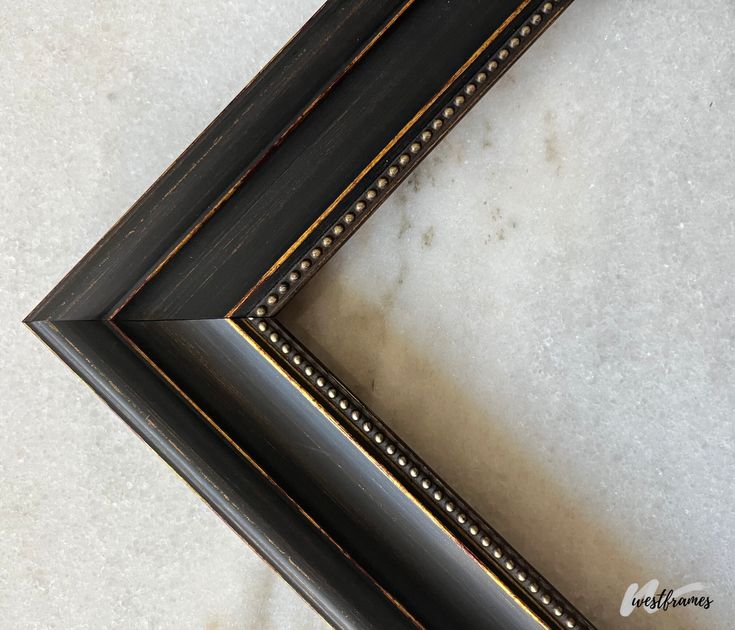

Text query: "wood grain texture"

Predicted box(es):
[27, 1, 593, 628]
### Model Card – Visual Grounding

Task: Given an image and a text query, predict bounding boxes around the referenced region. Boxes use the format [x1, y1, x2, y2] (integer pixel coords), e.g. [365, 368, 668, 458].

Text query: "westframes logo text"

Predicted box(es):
[620, 579, 713, 617]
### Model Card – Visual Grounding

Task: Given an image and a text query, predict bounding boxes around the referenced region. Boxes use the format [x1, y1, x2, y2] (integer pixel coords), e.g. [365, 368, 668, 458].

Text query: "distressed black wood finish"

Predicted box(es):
[28, 320, 412, 629]
[26, 1, 593, 628]
[28, 0, 409, 322]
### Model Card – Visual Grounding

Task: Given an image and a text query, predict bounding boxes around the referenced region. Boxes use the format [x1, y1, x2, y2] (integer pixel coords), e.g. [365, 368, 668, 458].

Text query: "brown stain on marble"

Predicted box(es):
[397, 212, 413, 240]
[482, 120, 493, 150]
[421, 226, 435, 248]
[407, 167, 438, 194]
[483, 206, 517, 244]
[544, 110, 562, 175]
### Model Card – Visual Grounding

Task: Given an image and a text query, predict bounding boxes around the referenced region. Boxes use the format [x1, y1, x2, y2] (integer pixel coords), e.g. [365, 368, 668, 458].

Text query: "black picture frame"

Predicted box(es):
[26, 1, 591, 627]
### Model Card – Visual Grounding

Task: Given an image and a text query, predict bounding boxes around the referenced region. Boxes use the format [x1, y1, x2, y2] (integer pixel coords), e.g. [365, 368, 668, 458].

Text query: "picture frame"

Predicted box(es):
[26, 1, 591, 627]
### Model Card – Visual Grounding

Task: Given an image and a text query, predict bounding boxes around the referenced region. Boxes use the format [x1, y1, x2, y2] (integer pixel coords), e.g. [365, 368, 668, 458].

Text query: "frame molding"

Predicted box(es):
[26, 1, 592, 628]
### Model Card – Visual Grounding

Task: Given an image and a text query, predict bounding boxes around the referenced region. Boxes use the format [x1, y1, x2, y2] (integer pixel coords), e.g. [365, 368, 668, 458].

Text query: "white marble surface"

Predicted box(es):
[4, 1, 734, 629]
[282, 2, 735, 629]
[2, 2, 327, 629]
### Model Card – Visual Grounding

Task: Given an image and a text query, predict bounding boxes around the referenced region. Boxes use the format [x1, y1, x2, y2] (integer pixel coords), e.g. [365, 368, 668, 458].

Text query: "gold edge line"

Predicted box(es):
[108, 320, 424, 630]
[229, 319, 549, 629]
[228, 0, 532, 315]
[108, 0, 417, 320]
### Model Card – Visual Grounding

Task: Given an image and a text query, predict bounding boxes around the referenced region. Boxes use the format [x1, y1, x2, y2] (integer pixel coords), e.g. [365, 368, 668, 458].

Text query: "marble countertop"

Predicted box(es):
[3, 2, 733, 629]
